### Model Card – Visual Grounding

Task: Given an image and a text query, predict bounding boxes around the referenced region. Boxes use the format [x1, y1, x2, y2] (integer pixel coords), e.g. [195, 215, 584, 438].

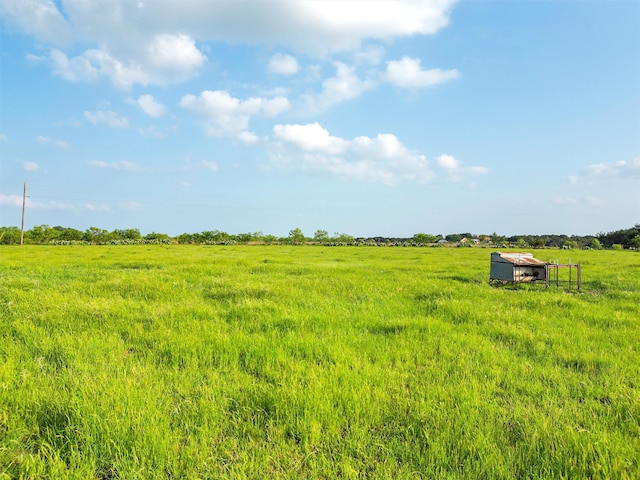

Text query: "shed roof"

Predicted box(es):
[491, 252, 547, 266]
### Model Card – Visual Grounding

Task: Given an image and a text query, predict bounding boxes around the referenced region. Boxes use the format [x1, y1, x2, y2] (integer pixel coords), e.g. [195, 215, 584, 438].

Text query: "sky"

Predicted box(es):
[1, 0, 639, 238]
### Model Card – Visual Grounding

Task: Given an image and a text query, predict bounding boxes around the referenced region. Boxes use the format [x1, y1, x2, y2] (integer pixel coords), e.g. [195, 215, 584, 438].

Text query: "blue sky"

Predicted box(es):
[1, 0, 638, 237]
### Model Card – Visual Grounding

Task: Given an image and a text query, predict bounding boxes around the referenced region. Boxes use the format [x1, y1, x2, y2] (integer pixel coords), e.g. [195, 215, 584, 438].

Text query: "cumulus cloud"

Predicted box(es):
[0, 193, 74, 210]
[353, 45, 386, 66]
[0, 0, 72, 46]
[133, 94, 166, 117]
[436, 154, 488, 182]
[302, 62, 374, 113]
[21, 161, 40, 172]
[87, 160, 140, 171]
[2, 0, 457, 87]
[270, 122, 433, 185]
[200, 161, 219, 172]
[37, 135, 69, 149]
[0, 193, 139, 212]
[583, 157, 640, 180]
[436, 154, 459, 170]
[180, 90, 290, 141]
[83, 203, 112, 212]
[84, 110, 129, 128]
[385, 57, 460, 88]
[50, 34, 206, 89]
[268, 53, 299, 75]
[0, 194, 23, 207]
[138, 126, 165, 138]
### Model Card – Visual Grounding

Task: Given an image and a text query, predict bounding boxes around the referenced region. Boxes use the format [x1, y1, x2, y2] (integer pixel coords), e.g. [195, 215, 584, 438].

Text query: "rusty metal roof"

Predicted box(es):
[492, 252, 547, 266]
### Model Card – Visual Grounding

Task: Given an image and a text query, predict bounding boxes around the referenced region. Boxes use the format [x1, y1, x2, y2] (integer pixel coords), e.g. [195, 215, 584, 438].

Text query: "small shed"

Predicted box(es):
[490, 252, 547, 283]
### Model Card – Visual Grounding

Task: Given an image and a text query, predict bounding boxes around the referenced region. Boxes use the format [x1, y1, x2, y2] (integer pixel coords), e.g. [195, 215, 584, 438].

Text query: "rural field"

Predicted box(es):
[0, 245, 638, 479]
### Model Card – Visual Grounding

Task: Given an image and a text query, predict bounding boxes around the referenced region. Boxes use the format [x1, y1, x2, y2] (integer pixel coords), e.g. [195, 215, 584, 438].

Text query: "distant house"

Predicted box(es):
[437, 239, 448, 245]
[459, 237, 480, 245]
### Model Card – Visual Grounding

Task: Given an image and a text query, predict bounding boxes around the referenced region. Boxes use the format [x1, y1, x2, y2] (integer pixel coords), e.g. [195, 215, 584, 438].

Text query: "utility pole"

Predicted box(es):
[20, 181, 26, 245]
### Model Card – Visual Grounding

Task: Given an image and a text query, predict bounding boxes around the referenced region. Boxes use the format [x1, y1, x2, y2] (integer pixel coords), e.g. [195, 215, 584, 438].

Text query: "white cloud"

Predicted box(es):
[138, 126, 164, 138]
[134, 94, 166, 117]
[273, 123, 348, 155]
[552, 197, 578, 206]
[50, 34, 206, 89]
[84, 110, 129, 128]
[302, 62, 374, 113]
[0, 194, 23, 207]
[0, 134, 8, 142]
[87, 160, 139, 171]
[236, 131, 260, 145]
[37, 135, 69, 149]
[585, 196, 604, 206]
[435, 154, 488, 182]
[21, 161, 40, 172]
[0, 194, 74, 210]
[270, 122, 433, 185]
[437, 154, 459, 170]
[268, 53, 299, 75]
[583, 157, 640, 180]
[200, 161, 219, 172]
[385, 56, 460, 88]
[3, 1, 457, 87]
[353, 45, 385, 66]
[118, 201, 143, 210]
[0, 193, 140, 212]
[0, 0, 72, 46]
[83, 203, 112, 212]
[180, 90, 290, 140]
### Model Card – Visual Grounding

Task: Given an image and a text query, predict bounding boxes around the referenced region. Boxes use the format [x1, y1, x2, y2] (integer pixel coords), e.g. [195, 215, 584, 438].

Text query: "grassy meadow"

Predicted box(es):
[0, 245, 638, 479]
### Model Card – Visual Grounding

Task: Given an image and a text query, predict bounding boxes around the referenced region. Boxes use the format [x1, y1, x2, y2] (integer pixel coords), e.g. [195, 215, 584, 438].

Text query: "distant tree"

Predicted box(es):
[144, 232, 170, 243]
[597, 225, 640, 248]
[124, 228, 141, 240]
[26, 224, 59, 244]
[630, 235, 640, 250]
[177, 233, 194, 244]
[490, 232, 506, 246]
[563, 240, 579, 250]
[263, 235, 278, 244]
[58, 227, 84, 242]
[445, 234, 463, 242]
[199, 230, 230, 243]
[412, 233, 439, 244]
[533, 237, 546, 248]
[333, 233, 355, 244]
[590, 238, 603, 250]
[288, 228, 305, 244]
[314, 229, 330, 242]
[0, 226, 21, 244]
[84, 226, 109, 243]
[515, 238, 528, 249]
[236, 233, 253, 243]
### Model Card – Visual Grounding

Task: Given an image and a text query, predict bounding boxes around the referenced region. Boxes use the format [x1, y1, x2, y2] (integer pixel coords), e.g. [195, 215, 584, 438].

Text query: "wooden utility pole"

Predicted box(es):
[20, 181, 26, 245]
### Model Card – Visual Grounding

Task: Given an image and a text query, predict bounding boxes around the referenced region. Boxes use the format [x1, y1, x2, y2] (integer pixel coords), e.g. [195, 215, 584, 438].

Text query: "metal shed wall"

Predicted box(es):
[490, 252, 547, 283]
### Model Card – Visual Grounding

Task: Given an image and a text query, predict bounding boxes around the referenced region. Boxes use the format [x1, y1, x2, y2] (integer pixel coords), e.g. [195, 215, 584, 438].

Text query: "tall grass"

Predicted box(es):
[0, 246, 638, 479]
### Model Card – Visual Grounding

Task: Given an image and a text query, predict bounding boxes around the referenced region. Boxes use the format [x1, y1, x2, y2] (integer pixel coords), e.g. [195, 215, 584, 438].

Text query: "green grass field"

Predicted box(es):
[0, 246, 638, 479]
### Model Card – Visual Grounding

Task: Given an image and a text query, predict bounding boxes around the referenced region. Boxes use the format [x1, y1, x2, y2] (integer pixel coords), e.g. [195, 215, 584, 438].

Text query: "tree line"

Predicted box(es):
[1, 224, 639, 249]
